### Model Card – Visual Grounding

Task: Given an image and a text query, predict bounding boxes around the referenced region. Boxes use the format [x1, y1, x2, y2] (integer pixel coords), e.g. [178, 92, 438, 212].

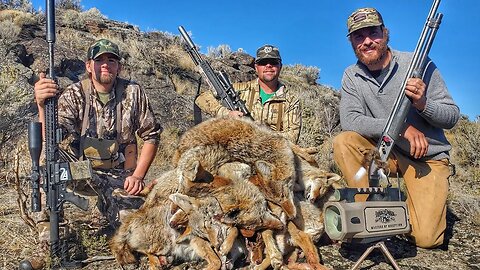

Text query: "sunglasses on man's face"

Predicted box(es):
[256, 59, 281, 66]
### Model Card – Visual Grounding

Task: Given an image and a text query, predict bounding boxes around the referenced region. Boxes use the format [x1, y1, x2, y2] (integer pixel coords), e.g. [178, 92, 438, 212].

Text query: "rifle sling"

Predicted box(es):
[193, 76, 203, 125]
[276, 103, 284, 131]
[247, 86, 256, 111]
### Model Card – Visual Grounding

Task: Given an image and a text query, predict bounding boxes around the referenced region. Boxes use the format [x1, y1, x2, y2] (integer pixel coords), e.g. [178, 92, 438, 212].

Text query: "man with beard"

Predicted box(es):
[195, 44, 302, 143]
[333, 8, 459, 248]
[23, 39, 161, 269]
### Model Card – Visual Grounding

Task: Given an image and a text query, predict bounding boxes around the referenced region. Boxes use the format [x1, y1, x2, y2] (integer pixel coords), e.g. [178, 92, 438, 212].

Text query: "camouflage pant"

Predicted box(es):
[89, 169, 145, 229]
[33, 169, 144, 241]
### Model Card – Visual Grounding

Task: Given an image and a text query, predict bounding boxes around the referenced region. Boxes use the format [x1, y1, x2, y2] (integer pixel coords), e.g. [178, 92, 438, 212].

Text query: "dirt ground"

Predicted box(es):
[0, 179, 478, 270]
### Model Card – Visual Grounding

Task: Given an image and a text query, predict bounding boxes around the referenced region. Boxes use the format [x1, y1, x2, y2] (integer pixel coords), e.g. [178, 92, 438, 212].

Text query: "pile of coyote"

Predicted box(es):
[110, 117, 341, 270]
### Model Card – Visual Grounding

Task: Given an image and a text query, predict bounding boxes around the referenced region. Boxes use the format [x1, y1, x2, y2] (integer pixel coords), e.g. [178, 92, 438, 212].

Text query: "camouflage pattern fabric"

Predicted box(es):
[347, 7, 384, 35]
[90, 170, 145, 229]
[255, 44, 282, 62]
[33, 169, 144, 235]
[57, 78, 162, 160]
[87, 38, 120, 60]
[195, 79, 302, 143]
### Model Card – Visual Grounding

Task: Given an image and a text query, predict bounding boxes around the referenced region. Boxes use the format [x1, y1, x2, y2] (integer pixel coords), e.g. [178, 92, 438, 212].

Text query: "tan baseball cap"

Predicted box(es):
[347, 8, 384, 36]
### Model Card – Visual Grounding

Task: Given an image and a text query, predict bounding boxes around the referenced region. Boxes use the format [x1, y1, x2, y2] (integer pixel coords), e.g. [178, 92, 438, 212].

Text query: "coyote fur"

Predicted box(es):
[173, 117, 297, 219]
[251, 162, 340, 270]
[110, 161, 283, 269]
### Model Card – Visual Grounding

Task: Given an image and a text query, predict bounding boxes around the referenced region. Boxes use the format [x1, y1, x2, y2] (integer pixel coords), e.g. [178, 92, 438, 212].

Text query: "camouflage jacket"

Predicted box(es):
[58, 78, 162, 156]
[195, 79, 302, 143]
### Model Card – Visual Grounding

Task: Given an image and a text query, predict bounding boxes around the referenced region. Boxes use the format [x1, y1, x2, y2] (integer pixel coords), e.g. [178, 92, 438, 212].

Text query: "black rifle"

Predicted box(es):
[178, 26, 254, 121]
[368, 0, 443, 188]
[25, 0, 89, 268]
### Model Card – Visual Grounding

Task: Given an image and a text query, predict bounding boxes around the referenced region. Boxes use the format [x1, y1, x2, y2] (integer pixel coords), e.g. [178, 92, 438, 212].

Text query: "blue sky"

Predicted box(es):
[32, 0, 479, 120]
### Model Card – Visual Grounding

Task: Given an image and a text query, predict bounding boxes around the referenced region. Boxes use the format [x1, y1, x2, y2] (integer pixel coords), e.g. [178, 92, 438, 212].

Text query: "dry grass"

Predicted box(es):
[169, 72, 196, 95]
[164, 42, 196, 71]
[0, 9, 36, 26]
[0, 19, 21, 47]
[60, 7, 105, 30]
[281, 64, 320, 85]
[0, 184, 38, 269]
[56, 28, 93, 58]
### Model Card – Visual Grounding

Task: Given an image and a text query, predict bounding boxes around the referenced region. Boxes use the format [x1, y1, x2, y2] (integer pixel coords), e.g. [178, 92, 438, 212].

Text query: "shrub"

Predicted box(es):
[451, 117, 480, 169]
[61, 7, 105, 30]
[0, 64, 35, 155]
[282, 64, 320, 85]
[207, 44, 232, 59]
[0, 19, 20, 48]
[0, 0, 32, 12]
[0, 9, 37, 26]
[56, 0, 81, 11]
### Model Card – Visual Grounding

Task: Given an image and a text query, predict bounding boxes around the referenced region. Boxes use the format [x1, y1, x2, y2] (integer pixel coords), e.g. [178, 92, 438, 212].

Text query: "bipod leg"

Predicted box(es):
[350, 241, 400, 270]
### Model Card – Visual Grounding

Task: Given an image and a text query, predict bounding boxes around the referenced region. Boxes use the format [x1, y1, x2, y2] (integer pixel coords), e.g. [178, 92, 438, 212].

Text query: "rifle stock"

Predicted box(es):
[178, 26, 254, 120]
[369, 0, 443, 187]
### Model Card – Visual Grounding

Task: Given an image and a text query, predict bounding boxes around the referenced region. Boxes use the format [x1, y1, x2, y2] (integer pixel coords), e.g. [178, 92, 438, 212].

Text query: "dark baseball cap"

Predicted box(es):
[347, 7, 384, 36]
[87, 39, 120, 60]
[255, 44, 282, 63]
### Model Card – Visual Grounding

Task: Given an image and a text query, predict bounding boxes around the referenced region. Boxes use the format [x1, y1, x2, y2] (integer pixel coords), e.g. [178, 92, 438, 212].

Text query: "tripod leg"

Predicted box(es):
[350, 243, 378, 270]
[378, 242, 400, 270]
[350, 241, 401, 270]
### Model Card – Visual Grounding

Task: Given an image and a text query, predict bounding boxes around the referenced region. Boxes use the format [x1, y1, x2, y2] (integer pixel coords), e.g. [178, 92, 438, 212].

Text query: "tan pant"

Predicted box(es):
[333, 131, 450, 248]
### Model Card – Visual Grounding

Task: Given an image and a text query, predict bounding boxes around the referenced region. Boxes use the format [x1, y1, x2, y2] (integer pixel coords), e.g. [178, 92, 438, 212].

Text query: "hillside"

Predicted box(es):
[0, 4, 479, 270]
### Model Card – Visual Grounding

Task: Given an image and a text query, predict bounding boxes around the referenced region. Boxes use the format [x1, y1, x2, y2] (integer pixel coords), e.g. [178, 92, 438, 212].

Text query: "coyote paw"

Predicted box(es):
[270, 252, 283, 270]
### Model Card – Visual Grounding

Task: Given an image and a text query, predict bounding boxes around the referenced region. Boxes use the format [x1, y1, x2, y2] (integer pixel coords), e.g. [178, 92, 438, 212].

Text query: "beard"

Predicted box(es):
[97, 73, 115, 84]
[260, 74, 276, 83]
[354, 30, 390, 67]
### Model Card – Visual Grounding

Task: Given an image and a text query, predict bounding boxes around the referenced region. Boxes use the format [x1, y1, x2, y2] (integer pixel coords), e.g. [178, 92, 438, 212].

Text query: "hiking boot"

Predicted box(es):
[18, 241, 49, 270]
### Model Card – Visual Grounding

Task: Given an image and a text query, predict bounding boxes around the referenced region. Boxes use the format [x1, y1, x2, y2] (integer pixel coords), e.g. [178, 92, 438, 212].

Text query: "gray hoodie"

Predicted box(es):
[340, 49, 459, 160]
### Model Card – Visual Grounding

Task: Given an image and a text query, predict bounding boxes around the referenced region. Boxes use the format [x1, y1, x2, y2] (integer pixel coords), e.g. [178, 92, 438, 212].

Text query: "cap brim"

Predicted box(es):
[347, 22, 383, 36]
[255, 57, 281, 63]
[92, 52, 120, 60]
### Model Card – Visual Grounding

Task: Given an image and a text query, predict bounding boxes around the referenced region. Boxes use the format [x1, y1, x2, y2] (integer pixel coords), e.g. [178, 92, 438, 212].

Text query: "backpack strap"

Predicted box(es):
[114, 78, 126, 141]
[80, 79, 91, 137]
[79, 79, 91, 159]
[79, 78, 126, 154]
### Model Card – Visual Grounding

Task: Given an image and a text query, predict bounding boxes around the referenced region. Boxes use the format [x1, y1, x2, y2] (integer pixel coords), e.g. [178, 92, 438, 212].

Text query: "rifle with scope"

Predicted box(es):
[178, 26, 254, 121]
[324, 1, 443, 268]
[23, 0, 91, 268]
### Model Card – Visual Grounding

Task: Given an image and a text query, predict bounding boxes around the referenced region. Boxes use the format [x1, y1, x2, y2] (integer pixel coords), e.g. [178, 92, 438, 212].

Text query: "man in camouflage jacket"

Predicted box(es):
[195, 44, 302, 143]
[25, 39, 162, 269]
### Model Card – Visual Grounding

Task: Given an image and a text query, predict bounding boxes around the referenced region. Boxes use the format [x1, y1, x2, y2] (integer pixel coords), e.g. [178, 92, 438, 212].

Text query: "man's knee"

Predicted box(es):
[333, 131, 365, 149]
[411, 233, 444, 249]
[410, 220, 446, 249]
[333, 131, 367, 161]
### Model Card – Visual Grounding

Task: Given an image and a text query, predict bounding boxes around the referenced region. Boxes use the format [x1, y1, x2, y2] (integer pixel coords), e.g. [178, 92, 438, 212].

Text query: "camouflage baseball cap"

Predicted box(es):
[255, 44, 282, 63]
[347, 7, 384, 36]
[87, 39, 120, 60]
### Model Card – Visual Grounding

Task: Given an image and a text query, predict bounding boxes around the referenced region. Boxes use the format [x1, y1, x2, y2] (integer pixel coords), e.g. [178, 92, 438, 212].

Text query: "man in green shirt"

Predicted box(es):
[195, 44, 302, 143]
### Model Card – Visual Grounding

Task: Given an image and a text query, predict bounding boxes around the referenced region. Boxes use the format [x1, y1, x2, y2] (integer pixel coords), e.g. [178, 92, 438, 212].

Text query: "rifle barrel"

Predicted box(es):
[370, 0, 443, 186]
